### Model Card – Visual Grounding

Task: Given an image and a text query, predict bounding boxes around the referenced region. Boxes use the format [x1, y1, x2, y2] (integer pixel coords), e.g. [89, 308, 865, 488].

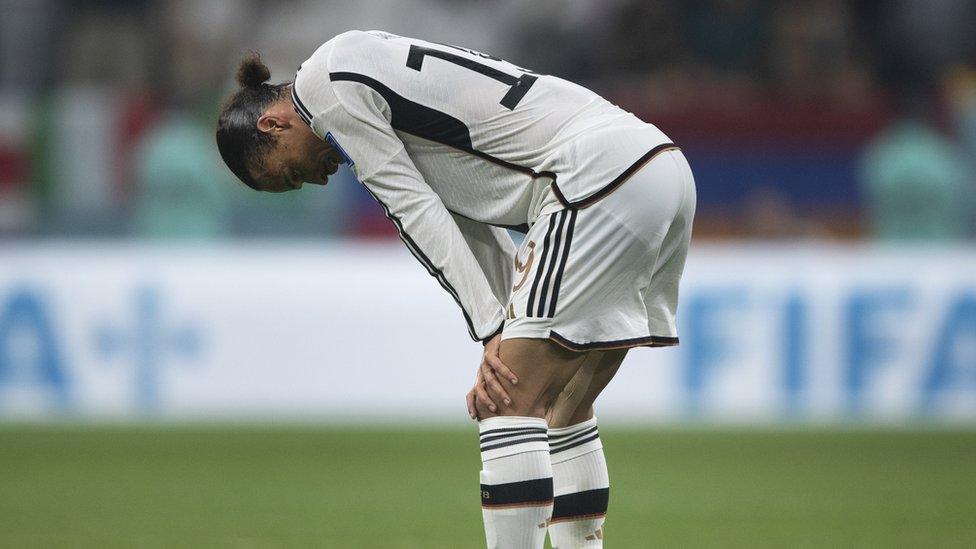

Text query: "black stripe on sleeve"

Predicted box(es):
[330, 73, 678, 213]
[536, 210, 567, 318]
[359, 184, 480, 341]
[546, 208, 577, 317]
[481, 477, 554, 507]
[551, 488, 609, 521]
[526, 215, 557, 318]
[480, 320, 505, 345]
[291, 84, 313, 125]
[330, 71, 473, 149]
[328, 71, 558, 188]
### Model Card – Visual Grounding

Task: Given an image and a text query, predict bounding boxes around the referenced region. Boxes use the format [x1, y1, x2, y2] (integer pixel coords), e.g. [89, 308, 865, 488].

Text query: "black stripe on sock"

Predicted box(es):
[480, 426, 548, 439]
[549, 426, 598, 446]
[551, 488, 609, 520]
[548, 424, 596, 441]
[549, 433, 601, 455]
[480, 428, 548, 444]
[480, 436, 550, 453]
[481, 477, 554, 507]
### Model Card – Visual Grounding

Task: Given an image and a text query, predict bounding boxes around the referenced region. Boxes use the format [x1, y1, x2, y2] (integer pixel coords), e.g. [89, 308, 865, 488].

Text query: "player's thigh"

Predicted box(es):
[548, 348, 627, 428]
[477, 337, 590, 419]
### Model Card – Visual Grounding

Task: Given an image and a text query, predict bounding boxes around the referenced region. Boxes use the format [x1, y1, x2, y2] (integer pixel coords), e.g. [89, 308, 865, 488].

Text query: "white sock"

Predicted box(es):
[479, 416, 553, 549]
[548, 417, 609, 548]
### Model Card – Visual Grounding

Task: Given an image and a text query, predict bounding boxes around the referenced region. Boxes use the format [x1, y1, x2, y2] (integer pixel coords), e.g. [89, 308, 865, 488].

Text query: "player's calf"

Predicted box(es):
[548, 416, 609, 548]
[545, 350, 624, 548]
[479, 415, 553, 548]
[475, 338, 590, 548]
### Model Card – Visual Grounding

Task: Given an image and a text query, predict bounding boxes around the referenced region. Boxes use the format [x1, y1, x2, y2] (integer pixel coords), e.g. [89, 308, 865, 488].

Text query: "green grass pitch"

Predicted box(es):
[1, 425, 974, 547]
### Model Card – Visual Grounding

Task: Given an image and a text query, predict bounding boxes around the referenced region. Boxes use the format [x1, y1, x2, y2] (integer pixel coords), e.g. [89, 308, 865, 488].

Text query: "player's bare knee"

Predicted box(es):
[499, 382, 565, 419]
[493, 338, 590, 419]
[503, 399, 547, 419]
[547, 397, 589, 428]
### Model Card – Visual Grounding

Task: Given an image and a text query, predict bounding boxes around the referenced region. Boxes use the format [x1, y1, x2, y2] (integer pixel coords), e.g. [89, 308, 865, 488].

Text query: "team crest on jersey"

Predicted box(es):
[325, 132, 354, 167]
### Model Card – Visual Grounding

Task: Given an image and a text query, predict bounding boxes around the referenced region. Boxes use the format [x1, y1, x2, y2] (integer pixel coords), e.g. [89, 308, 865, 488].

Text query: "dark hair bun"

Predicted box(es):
[236, 52, 272, 88]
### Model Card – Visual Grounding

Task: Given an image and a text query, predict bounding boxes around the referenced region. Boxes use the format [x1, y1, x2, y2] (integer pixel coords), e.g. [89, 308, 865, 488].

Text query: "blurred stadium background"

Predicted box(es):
[1, 0, 975, 546]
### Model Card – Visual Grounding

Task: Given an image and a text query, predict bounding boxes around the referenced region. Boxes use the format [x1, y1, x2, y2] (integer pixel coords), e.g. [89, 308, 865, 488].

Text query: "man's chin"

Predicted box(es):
[313, 167, 338, 186]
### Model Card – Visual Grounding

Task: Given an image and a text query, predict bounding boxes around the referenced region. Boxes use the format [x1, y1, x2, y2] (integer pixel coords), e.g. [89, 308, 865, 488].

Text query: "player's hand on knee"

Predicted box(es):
[473, 385, 495, 420]
[465, 385, 478, 420]
[465, 368, 486, 420]
[466, 367, 496, 420]
[478, 359, 512, 412]
[476, 365, 503, 413]
[483, 334, 518, 386]
[468, 334, 518, 419]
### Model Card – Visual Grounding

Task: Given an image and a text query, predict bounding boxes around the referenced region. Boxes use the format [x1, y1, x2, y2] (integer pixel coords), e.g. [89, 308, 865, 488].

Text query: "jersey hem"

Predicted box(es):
[549, 143, 680, 210]
[481, 321, 505, 345]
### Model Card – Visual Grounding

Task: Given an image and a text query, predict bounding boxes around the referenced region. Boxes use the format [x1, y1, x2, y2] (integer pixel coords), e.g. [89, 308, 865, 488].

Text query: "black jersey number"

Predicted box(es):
[406, 45, 538, 110]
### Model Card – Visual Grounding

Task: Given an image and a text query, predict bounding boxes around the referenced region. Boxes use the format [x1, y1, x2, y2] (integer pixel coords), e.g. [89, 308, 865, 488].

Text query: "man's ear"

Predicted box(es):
[256, 113, 291, 135]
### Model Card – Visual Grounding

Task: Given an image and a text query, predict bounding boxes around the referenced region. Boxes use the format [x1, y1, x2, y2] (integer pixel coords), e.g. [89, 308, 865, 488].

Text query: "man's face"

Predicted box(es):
[252, 98, 344, 193]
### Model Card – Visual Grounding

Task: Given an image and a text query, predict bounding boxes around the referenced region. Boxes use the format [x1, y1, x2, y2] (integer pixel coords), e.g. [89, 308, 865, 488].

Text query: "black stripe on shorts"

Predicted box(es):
[546, 208, 577, 317]
[526, 215, 557, 317]
[535, 210, 567, 317]
[524, 209, 576, 318]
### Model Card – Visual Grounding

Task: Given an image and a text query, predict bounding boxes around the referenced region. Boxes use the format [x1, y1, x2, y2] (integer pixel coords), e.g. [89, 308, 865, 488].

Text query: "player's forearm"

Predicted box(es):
[362, 177, 506, 341]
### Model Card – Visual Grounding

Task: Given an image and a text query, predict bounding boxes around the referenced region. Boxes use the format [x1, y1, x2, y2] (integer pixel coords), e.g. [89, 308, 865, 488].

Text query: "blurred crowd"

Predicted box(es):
[0, 0, 974, 240]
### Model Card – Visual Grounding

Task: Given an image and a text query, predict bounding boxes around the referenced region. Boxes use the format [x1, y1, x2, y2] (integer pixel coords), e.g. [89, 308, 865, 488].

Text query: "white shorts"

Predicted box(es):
[502, 148, 696, 351]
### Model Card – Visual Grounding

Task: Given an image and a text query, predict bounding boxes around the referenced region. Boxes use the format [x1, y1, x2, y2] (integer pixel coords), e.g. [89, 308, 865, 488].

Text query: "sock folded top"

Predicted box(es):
[548, 416, 602, 463]
[479, 416, 550, 461]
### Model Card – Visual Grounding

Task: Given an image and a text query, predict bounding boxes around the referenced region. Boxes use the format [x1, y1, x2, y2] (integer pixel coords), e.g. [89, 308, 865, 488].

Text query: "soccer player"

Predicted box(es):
[216, 30, 695, 548]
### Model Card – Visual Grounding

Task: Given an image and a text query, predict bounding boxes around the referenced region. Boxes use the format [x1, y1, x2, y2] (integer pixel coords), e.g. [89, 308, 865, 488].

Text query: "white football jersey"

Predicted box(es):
[292, 30, 673, 341]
